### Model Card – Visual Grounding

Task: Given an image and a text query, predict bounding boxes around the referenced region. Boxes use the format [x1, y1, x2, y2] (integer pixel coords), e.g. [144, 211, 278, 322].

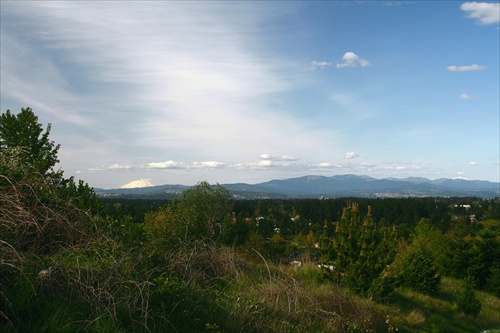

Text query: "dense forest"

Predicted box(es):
[2, 108, 500, 332]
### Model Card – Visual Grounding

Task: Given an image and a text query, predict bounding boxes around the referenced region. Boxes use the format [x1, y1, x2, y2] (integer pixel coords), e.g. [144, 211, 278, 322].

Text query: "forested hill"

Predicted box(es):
[95, 174, 500, 199]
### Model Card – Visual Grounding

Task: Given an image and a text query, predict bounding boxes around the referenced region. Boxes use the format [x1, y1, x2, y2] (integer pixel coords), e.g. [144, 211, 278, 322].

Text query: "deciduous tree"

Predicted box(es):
[0, 107, 60, 179]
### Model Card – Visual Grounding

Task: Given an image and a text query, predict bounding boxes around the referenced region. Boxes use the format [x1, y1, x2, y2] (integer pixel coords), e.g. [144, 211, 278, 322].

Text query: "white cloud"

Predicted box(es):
[310, 61, 332, 69]
[461, 2, 500, 24]
[259, 154, 299, 161]
[317, 162, 342, 168]
[454, 172, 469, 180]
[378, 165, 421, 171]
[459, 93, 474, 100]
[257, 160, 274, 167]
[469, 161, 478, 166]
[345, 152, 359, 159]
[102, 160, 227, 170]
[146, 161, 185, 169]
[252, 154, 301, 169]
[107, 164, 131, 170]
[192, 161, 225, 168]
[85, 164, 132, 172]
[336, 52, 369, 68]
[360, 162, 377, 169]
[447, 64, 487, 71]
[259, 153, 272, 160]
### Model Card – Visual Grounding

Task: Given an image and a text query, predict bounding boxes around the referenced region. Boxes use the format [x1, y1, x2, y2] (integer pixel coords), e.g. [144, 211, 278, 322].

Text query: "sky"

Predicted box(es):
[1, 1, 499, 189]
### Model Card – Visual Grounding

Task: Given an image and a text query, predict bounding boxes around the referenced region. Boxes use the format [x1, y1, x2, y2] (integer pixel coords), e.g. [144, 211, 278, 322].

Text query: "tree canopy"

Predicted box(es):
[0, 107, 60, 178]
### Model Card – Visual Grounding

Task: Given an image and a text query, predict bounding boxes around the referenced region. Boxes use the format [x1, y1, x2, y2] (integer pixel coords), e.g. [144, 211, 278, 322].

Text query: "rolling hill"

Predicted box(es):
[95, 174, 500, 199]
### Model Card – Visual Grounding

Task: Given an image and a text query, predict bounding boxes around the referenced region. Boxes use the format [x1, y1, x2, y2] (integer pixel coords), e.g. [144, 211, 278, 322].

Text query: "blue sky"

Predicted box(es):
[1, 1, 499, 188]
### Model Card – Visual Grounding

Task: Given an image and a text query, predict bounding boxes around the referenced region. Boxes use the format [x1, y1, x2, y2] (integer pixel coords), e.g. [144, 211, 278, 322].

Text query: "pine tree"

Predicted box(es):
[457, 276, 482, 318]
[320, 203, 397, 297]
[399, 248, 441, 294]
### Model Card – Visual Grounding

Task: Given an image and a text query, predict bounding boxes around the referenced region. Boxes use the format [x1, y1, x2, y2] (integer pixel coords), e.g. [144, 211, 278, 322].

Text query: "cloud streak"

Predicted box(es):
[459, 93, 474, 100]
[1, 2, 325, 171]
[447, 64, 487, 72]
[311, 61, 332, 69]
[80, 157, 424, 178]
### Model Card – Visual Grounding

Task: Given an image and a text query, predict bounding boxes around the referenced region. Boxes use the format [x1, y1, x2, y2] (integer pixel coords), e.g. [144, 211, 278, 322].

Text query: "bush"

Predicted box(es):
[457, 276, 482, 318]
[398, 248, 441, 294]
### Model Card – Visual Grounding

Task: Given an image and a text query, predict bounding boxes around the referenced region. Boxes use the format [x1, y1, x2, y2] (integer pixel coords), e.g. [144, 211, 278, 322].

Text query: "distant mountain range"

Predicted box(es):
[95, 175, 500, 199]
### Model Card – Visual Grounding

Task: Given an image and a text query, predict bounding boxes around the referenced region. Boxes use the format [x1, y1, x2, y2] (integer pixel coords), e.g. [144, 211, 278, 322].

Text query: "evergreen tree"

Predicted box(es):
[397, 248, 441, 294]
[457, 276, 482, 318]
[320, 203, 397, 297]
[388, 219, 443, 294]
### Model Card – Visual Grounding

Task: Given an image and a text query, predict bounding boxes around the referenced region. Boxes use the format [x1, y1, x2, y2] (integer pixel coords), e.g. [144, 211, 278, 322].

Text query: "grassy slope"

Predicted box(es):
[2, 244, 500, 333]
[377, 277, 500, 333]
[200, 248, 500, 333]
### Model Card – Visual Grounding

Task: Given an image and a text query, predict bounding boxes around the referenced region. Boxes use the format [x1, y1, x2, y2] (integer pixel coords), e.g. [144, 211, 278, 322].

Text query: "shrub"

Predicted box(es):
[398, 248, 441, 294]
[457, 276, 482, 318]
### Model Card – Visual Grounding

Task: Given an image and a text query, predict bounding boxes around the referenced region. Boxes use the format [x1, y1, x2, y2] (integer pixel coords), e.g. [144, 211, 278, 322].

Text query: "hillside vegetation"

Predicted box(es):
[2, 108, 500, 332]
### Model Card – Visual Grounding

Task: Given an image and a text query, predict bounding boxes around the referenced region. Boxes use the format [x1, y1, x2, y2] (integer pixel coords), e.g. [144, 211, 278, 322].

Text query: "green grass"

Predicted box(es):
[379, 277, 500, 333]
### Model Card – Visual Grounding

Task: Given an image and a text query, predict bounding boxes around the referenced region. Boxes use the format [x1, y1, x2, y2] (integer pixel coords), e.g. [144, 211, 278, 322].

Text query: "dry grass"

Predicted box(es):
[220, 257, 386, 332]
[0, 174, 94, 256]
[1, 174, 98, 330]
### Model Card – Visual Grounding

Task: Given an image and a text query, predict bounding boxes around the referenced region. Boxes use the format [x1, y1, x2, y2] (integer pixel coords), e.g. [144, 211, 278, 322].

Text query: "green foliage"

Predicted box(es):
[0, 107, 60, 179]
[485, 264, 500, 297]
[411, 218, 447, 270]
[398, 247, 441, 294]
[143, 202, 179, 243]
[387, 220, 443, 294]
[0, 108, 102, 232]
[457, 276, 482, 318]
[144, 181, 231, 245]
[0, 108, 105, 330]
[260, 233, 287, 261]
[153, 268, 204, 314]
[224, 214, 251, 246]
[444, 220, 500, 292]
[182, 181, 232, 240]
[320, 203, 398, 298]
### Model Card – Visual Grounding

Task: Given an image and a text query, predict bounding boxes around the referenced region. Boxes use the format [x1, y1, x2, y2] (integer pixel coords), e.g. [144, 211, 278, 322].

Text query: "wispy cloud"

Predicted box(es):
[310, 61, 332, 70]
[316, 162, 343, 168]
[80, 157, 425, 177]
[379, 165, 421, 171]
[83, 164, 132, 173]
[259, 154, 299, 162]
[2, 1, 498, 186]
[146, 161, 187, 169]
[459, 93, 474, 100]
[447, 64, 487, 71]
[336, 52, 369, 68]
[461, 2, 500, 25]
[1, 1, 321, 172]
[192, 161, 226, 169]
